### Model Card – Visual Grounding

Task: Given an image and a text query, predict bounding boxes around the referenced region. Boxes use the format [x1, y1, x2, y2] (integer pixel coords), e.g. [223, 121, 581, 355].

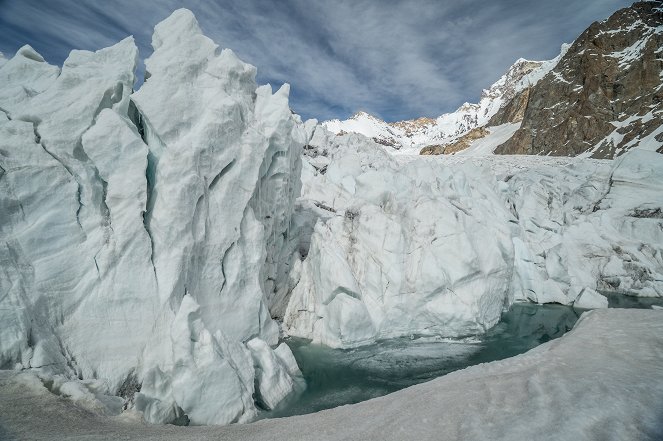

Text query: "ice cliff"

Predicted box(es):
[283, 128, 663, 348]
[284, 130, 515, 347]
[0, 9, 305, 425]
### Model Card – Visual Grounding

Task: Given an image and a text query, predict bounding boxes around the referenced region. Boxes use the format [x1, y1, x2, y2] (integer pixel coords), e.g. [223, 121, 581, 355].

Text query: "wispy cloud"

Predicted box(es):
[0, 0, 633, 121]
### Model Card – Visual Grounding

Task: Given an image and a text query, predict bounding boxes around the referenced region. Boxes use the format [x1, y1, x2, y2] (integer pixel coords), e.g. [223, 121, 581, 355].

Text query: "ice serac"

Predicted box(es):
[284, 129, 515, 348]
[129, 9, 305, 424]
[506, 149, 663, 304]
[0, 45, 60, 114]
[0, 8, 305, 426]
[0, 36, 155, 388]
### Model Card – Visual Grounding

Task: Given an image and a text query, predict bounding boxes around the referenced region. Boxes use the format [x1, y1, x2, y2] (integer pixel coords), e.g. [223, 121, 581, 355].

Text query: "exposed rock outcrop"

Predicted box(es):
[496, 2, 663, 157]
[488, 87, 532, 126]
[420, 127, 490, 155]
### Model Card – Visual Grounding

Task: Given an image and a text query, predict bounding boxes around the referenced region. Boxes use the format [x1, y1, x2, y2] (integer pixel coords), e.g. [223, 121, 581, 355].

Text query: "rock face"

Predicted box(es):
[323, 58, 552, 154]
[420, 127, 490, 155]
[496, 1, 663, 157]
[0, 9, 305, 425]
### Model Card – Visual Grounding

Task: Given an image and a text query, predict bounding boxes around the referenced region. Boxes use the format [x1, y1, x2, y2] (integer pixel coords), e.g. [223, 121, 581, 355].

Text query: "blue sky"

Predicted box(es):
[0, 0, 633, 121]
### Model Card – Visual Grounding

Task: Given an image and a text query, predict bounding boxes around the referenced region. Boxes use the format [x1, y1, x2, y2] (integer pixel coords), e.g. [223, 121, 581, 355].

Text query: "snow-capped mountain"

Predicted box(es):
[323, 53, 565, 154]
[326, 2, 663, 159]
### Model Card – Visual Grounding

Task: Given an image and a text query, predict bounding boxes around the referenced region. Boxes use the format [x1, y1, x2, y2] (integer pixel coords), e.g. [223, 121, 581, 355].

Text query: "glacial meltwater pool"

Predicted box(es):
[262, 302, 579, 419]
[261, 297, 663, 420]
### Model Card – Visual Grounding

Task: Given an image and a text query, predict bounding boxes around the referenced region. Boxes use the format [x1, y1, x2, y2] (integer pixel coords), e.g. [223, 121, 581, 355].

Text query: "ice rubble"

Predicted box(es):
[283, 127, 663, 348]
[0, 9, 305, 425]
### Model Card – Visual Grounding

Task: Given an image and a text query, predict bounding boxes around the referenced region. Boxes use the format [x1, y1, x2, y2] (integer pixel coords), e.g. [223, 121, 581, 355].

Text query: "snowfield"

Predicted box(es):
[1, 309, 662, 441]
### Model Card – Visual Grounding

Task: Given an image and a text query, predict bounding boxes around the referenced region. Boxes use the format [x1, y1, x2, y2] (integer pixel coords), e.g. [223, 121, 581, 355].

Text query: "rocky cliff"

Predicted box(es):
[496, 1, 663, 157]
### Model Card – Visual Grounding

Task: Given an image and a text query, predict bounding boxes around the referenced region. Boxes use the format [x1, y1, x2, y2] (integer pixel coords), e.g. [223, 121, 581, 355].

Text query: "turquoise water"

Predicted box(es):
[264, 302, 582, 418]
[263, 297, 663, 419]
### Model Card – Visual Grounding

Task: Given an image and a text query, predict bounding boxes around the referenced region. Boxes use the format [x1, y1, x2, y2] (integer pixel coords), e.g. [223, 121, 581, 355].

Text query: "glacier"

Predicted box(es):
[0, 9, 306, 425]
[1, 3, 663, 433]
[284, 129, 516, 347]
[283, 127, 663, 348]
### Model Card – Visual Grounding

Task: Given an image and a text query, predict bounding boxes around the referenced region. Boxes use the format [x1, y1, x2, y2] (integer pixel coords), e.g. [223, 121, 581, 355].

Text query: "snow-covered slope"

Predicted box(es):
[283, 128, 663, 347]
[323, 51, 566, 155]
[0, 9, 306, 426]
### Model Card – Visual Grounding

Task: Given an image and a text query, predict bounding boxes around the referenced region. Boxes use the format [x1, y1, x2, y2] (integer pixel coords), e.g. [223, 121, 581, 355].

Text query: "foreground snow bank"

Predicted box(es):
[1, 309, 661, 440]
[0, 9, 305, 424]
[284, 129, 663, 347]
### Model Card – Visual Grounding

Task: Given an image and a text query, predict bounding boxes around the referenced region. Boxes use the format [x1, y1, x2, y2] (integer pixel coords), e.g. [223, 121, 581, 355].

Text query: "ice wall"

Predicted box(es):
[284, 130, 515, 348]
[0, 9, 305, 425]
[506, 149, 663, 305]
[284, 128, 663, 348]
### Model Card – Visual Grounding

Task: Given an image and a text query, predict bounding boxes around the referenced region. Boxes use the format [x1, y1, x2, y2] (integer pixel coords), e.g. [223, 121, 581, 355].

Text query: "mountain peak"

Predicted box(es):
[323, 53, 556, 153]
